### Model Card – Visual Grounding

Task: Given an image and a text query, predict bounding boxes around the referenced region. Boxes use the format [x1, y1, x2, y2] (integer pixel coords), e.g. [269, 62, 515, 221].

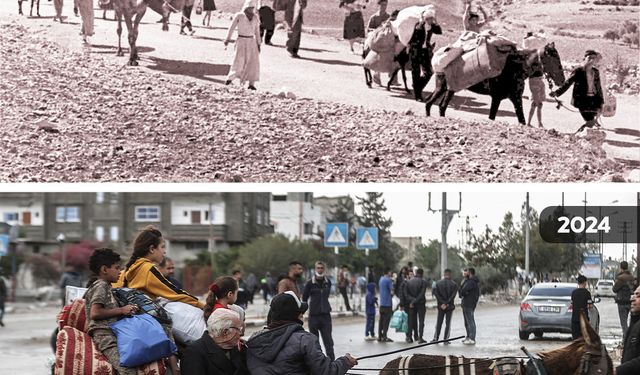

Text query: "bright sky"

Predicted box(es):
[312, 190, 638, 261]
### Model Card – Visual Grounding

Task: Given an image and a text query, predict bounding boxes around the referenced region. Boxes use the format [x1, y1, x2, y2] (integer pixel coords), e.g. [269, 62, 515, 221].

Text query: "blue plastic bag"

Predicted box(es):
[110, 313, 177, 367]
[389, 309, 408, 333]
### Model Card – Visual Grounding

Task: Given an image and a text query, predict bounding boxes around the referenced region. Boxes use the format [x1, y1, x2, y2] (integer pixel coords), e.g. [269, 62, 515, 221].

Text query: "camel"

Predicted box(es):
[112, 0, 148, 66]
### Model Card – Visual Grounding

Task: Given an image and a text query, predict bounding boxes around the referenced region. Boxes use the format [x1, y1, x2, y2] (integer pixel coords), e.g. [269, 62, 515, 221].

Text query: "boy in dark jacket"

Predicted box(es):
[364, 282, 378, 340]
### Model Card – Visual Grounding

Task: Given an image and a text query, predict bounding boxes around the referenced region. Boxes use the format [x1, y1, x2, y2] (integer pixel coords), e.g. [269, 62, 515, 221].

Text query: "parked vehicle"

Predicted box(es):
[518, 282, 600, 340]
[595, 279, 616, 298]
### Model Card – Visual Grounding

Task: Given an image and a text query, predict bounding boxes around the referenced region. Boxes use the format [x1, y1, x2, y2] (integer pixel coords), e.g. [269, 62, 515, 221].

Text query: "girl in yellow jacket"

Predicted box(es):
[113, 225, 204, 309]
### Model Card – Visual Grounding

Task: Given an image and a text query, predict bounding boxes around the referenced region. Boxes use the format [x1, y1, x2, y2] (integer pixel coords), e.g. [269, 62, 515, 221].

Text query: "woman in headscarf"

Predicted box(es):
[202, 0, 216, 27]
[224, 0, 261, 90]
[340, 0, 365, 54]
[77, 0, 95, 43]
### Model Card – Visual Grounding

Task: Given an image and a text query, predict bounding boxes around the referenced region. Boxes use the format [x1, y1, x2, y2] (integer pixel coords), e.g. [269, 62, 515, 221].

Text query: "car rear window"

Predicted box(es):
[528, 286, 576, 297]
[598, 281, 613, 286]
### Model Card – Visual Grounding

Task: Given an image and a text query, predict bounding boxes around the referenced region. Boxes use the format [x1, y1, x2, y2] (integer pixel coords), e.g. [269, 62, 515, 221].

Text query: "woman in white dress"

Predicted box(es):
[224, 0, 261, 90]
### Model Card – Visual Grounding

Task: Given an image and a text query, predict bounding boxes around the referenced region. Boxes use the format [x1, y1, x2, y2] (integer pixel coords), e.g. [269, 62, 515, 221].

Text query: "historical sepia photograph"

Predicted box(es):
[0, 190, 638, 374]
[1, 0, 638, 182]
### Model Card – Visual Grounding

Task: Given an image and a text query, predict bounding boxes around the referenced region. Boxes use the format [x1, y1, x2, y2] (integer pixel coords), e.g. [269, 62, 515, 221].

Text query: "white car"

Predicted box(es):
[595, 279, 616, 298]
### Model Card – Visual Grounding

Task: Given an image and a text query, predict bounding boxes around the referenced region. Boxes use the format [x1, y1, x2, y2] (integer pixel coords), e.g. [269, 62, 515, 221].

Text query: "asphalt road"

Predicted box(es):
[0, 298, 624, 374]
[2, 2, 638, 169]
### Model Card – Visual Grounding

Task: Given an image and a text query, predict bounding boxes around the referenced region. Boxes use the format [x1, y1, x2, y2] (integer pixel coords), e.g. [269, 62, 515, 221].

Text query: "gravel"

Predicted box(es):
[0, 22, 627, 182]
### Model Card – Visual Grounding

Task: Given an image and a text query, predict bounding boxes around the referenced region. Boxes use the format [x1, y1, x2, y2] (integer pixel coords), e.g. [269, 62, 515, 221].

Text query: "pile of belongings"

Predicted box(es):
[432, 30, 517, 91]
[363, 5, 436, 73]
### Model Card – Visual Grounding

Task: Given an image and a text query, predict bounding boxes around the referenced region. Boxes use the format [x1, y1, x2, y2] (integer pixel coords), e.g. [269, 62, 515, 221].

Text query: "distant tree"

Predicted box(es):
[327, 196, 357, 242]
[234, 234, 321, 277]
[356, 193, 402, 275]
[604, 29, 620, 43]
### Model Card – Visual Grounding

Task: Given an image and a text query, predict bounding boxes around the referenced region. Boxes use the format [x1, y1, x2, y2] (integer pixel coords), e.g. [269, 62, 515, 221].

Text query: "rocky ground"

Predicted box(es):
[0, 21, 629, 182]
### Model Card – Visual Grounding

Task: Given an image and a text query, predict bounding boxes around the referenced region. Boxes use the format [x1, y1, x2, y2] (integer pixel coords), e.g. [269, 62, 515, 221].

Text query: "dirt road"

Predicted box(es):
[0, 2, 637, 181]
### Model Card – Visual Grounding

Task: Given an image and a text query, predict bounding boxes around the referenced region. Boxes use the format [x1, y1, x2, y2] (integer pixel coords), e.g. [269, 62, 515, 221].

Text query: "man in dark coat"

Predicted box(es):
[433, 268, 458, 343]
[302, 261, 335, 360]
[616, 284, 640, 375]
[459, 267, 480, 345]
[403, 268, 428, 343]
[409, 20, 442, 101]
[246, 291, 357, 375]
[550, 50, 604, 132]
[181, 308, 249, 375]
[613, 261, 636, 340]
[283, 0, 307, 58]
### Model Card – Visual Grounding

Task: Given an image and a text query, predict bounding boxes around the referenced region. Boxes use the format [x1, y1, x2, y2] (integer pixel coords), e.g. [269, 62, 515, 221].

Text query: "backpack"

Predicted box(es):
[112, 288, 172, 325]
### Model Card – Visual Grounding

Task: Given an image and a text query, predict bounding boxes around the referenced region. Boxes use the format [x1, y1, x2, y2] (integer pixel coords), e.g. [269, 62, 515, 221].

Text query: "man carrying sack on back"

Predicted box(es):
[276, 0, 307, 58]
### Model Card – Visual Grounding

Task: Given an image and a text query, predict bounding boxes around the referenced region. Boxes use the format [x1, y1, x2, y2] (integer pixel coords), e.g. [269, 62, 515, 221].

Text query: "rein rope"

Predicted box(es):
[355, 335, 465, 360]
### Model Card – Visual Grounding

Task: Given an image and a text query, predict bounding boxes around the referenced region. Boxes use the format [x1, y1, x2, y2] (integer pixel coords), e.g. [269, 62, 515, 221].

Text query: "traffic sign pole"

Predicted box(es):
[335, 246, 339, 310]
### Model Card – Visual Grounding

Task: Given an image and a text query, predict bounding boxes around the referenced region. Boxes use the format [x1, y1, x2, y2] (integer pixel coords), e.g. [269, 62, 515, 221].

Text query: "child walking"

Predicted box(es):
[364, 282, 378, 341]
[84, 248, 140, 375]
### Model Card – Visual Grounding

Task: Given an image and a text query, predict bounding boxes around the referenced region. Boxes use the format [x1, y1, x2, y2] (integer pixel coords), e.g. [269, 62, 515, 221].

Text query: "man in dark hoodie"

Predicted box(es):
[613, 261, 636, 340]
[459, 267, 480, 345]
[247, 291, 357, 375]
[617, 284, 640, 375]
[302, 261, 335, 360]
[433, 269, 458, 344]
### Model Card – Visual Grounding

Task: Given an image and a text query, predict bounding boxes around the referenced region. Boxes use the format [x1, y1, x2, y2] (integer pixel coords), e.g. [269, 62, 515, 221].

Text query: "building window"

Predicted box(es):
[95, 226, 104, 242]
[256, 208, 263, 225]
[135, 206, 160, 222]
[109, 193, 119, 204]
[3, 213, 19, 222]
[304, 223, 314, 235]
[272, 195, 287, 201]
[96, 193, 105, 204]
[243, 204, 250, 224]
[204, 209, 215, 222]
[56, 207, 80, 223]
[263, 210, 269, 227]
[110, 226, 119, 242]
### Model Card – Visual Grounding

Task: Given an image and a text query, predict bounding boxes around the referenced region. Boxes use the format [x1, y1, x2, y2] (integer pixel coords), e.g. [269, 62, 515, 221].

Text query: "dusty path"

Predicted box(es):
[0, 2, 636, 182]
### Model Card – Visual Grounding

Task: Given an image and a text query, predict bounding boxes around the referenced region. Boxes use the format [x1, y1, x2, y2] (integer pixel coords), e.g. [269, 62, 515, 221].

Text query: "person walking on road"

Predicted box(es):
[224, 0, 262, 90]
[366, 0, 391, 86]
[403, 268, 428, 343]
[77, 0, 94, 43]
[202, 0, 216, 27]
[53, 0, 64, 22]
[340, 0, 365, 54]
[233, 270, 250, 310]
[338, 265, 352, 312]
[433, 269, 458, 344]
[0, 274, 7, 327]
[302, 261, 335, 360]
[613, 261, 636, 340]
[550, 50, 604, 133]
[277, 261, 304, 297]
[616, 284, 640, 375]
[180, 0, 197, 35]
[571, 274, 593, 340]
[378, 269, 394, 342]
[459, 267, 480, 345]
[258, 0, 276, 45]
[283, 0, 307, 58]
[59, 265, 83, 307]
[246, 291, 357, 374]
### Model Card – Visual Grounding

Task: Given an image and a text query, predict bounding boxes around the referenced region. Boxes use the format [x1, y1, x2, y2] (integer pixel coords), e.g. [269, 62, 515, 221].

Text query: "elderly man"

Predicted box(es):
[617, 284, 640, 375]
[247, 291, 357, 374]
[181, 308, 250, 375]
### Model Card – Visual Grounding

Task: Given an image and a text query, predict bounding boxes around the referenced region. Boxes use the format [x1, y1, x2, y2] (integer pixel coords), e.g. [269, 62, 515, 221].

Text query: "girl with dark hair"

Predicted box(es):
[114, 226, 204, 308]
[203, 276, 239, 321]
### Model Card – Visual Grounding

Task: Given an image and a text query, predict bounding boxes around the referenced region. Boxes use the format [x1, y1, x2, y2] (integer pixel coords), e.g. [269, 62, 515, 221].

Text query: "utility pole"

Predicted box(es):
[428, 192, 461, 278]
[525, 192, 530, 276]
[209, 201, 215, 270]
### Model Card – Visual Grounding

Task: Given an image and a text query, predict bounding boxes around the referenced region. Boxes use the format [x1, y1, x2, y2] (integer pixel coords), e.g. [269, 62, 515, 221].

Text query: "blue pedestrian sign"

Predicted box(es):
[324, 223, 349, 247]
[0, 234, 9, 256]
[356, 227, 378, 250]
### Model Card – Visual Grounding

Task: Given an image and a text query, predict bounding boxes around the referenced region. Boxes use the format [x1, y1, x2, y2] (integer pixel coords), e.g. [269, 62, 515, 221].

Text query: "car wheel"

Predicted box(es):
[534, 330, 543, 338]
[519, 330, 530, 340]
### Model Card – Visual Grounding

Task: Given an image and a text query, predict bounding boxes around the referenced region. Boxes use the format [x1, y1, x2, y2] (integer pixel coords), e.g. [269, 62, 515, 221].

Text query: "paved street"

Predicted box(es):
[0, 297, 624, 374]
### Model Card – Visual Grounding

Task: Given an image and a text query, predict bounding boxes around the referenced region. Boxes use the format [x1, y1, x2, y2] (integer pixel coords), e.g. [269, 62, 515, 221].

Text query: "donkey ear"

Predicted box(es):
[579, 311, 600, 347]
[549, 42, 555, 48]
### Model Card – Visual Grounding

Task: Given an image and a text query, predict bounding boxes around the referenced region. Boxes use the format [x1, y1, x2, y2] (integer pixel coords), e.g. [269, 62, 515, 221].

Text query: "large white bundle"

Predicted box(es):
[522, 33, 547, 51]
[391, 5, 436, 46]
[432, 46, 464, 73]
[164, 302, 207, 344]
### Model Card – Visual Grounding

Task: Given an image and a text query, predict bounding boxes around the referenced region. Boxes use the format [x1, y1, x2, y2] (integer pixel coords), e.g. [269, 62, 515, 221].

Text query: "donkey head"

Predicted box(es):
[578, 311, 614, 375]
[541, 42, 565, 86]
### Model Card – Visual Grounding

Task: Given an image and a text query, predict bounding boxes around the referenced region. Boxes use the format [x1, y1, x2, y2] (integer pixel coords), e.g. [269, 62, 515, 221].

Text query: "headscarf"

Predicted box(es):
[242, 0, 257, 11]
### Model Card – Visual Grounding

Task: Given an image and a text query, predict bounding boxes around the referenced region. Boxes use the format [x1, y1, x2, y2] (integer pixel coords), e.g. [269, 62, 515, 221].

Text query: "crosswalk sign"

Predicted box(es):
[356, 227, 378, 250]
[324, 223, 349, 247]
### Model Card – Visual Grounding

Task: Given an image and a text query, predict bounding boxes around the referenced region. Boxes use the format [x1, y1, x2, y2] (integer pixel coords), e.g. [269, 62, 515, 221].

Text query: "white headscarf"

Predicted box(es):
[242, 0, 257, 11]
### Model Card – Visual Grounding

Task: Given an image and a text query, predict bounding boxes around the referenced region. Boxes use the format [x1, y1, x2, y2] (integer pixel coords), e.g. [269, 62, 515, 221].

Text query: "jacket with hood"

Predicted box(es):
[618, 314, 640, 375]
[113, 257, 204, 308]
[302, 276, 332, 316]
[365, 282, 377, 315]
[613, 270, 636, 306]
[459, 275, 480, 309]
[246, 322, 351, 375]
